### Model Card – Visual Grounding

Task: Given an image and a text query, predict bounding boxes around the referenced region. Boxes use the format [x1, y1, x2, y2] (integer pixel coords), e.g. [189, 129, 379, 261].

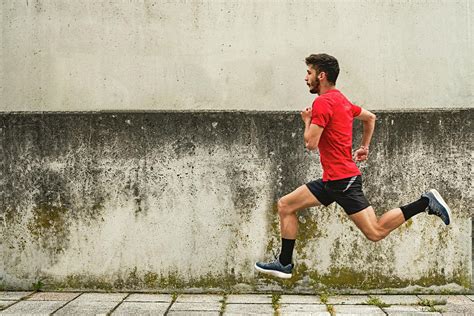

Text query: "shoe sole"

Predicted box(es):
[254, 263, 292, 279]
[430, 189, 452, 225]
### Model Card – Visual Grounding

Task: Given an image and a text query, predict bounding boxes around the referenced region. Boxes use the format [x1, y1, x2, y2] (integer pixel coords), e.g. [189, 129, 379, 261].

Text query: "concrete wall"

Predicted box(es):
[0, 110, 472, 292]
[1, 0, 473, 293]
[1, 0, 473, 112]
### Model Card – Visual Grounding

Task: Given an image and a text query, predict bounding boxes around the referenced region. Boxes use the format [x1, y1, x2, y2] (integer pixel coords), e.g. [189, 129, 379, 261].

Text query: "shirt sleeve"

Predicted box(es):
[311, 97, 333, 128]
[351, 103, 362, 117]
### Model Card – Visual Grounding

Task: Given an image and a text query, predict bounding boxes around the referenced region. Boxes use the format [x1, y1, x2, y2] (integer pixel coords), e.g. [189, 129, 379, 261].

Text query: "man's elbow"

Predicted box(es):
[369, 113, 377, 122]
[358, 110, 377, 123]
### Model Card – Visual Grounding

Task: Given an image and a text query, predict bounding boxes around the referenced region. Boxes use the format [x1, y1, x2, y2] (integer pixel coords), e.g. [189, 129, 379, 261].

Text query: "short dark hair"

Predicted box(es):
[305, 53, 340, 84]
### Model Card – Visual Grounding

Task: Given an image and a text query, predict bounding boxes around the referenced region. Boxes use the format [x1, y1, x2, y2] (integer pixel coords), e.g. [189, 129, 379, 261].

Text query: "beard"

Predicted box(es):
[309, 78, 321, 94]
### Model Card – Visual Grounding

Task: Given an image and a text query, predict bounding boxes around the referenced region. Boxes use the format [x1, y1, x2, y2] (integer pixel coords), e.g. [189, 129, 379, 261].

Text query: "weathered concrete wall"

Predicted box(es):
[0, 110, 472, 292]
[1, 0, 473, 112]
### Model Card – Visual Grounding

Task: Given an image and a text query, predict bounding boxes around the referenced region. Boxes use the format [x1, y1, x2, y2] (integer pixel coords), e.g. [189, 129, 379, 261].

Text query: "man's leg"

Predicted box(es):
[254, 184, 323, 278]
[349, 206, 406, 242]
[350, 190, 451, 242]
[278, 185, 321, 265]
[279, 184, 322, 239]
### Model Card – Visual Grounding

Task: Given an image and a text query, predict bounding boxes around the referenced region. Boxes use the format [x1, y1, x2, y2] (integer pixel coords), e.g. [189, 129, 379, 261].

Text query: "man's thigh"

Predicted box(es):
[348, 206, 378, 235]
[280, 184, 322, 211]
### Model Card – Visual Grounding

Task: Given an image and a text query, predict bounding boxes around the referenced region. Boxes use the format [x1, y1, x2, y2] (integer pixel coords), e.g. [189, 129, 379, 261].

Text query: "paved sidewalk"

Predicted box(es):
[1, 292, 474, 315]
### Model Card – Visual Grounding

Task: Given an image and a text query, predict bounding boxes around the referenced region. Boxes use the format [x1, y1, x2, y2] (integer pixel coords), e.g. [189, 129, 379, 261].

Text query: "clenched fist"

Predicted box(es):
[354, 146, 369, 162]
[301, 107, 312, 124]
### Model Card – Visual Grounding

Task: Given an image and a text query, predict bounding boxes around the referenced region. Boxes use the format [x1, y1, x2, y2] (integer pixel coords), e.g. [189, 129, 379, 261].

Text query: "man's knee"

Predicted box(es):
[277, 198, 295, 216]
[364, 229, 387, 242]
[366, 233, 383, 242]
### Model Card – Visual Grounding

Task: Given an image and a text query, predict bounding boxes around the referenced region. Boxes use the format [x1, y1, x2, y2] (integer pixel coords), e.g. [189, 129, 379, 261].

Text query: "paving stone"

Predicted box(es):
[369, 295, 421, 305]
[437, 302, 474, 314]
[0, 300, 66, 315]
[167, 312, 219, 316]
[175, 294, 224, 303]
[443, 295, 473, 304]
[327, 295, 370, 305]
[0, 292, 33, 300]
[111, 301, 170, 315]
[54, 300, 120, 316]
[279, 295, 322, 304]
[27, 292, 81, 301]
[382, 305, 441, 315]
[416, 295, 452, 304]
[466, 295, 474, 302]
[226, 294, 272, 304]
[224, 303, 274, 315]
[124, 293, 172, 302]
[333, 304, 386, 315]
[279, 303, 330, 315]
[169, 302, 222, 312]
[74, 292, 128, 302]
[0, 301, 17, 311]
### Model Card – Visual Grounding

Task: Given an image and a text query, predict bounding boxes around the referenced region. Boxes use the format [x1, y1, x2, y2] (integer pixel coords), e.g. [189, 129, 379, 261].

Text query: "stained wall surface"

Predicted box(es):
[0, 110, 472, 291]
[1, 0, 473, 112]
[1, 0, 473, 292]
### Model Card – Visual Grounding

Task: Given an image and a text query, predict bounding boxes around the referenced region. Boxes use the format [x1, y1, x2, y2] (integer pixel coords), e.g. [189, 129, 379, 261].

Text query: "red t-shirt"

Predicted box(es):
[311, 89, 362, 181]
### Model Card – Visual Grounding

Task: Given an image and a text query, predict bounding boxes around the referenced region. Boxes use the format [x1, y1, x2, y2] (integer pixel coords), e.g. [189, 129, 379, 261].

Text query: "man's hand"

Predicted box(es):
[354, 146, 369, 162]
[354, 109, 376, 160]
[301, 107, 312, 124]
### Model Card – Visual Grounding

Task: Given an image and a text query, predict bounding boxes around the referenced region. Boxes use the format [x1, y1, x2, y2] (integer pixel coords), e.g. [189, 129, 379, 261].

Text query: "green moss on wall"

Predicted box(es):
[27, 202, 68, 238]
[308, 266, 470, 290]
[48, 269, 254, 292]
[26, 202, 70, 256]
[144, 272, 159, 288]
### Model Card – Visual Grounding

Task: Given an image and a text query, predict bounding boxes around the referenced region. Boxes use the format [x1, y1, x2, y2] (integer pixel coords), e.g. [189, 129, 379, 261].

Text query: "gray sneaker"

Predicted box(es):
[254, 257, 293, 279]
[422, 189, 452, 225]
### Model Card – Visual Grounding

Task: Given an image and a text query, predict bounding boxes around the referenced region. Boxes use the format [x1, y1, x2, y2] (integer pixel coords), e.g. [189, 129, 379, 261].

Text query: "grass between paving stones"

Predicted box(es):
[326, 304, 335, 316]
[427, 306, 444, 313]
[271, 293, 281, 315]
[366, 297, 390, 308]
[163, 292, 180, 316]
[320, 291, 336, 316]
[171, 292, 179, 302]
[418, 299, 446, 313]
[319, 292, 330, 304]
[418, 298, 447, 306]
[219, 294, 227, 315]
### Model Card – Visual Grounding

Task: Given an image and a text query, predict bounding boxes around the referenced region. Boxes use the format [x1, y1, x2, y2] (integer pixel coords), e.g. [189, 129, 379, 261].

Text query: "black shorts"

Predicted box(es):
[306, 175, 370, 215]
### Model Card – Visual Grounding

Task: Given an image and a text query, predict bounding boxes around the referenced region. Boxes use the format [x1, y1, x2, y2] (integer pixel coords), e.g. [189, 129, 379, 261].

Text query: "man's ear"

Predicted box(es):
[318, 71, 325, 80]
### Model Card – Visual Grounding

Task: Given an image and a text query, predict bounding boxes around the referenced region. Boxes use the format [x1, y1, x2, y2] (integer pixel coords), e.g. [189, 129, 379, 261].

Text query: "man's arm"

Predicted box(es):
[304, 121, 324, 150]
[354, 108, 376, 161]
[301, 107, 324, 151]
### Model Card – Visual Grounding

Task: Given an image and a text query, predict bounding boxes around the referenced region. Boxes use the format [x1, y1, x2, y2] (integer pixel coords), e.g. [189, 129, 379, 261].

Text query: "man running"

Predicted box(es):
[254, 53, 452, 279]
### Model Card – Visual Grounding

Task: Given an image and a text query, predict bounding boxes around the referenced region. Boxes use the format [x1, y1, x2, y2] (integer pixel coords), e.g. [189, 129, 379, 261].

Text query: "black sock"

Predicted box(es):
[279, 238, 295, 266]
[400, 197, 429, 221]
